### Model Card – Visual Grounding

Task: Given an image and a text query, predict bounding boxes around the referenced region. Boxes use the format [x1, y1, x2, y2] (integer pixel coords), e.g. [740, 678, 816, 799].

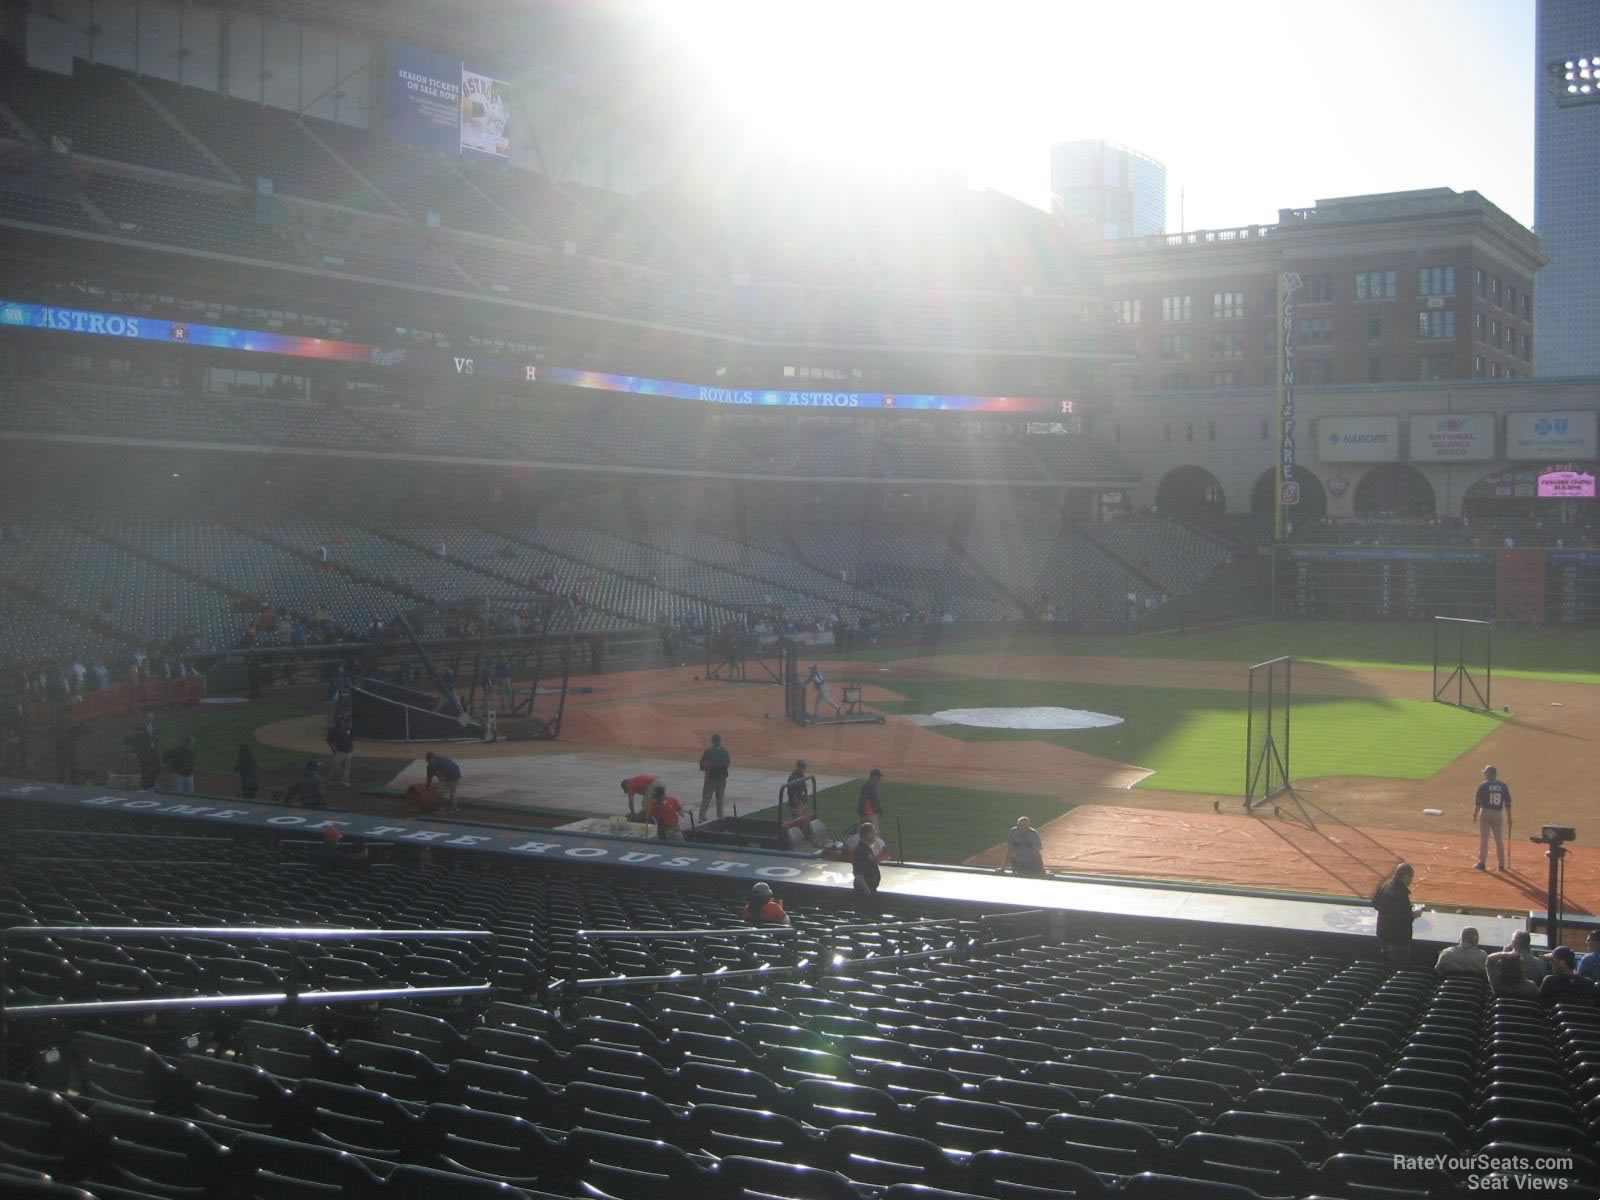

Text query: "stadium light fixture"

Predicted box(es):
[1552, 56, 1600, 105]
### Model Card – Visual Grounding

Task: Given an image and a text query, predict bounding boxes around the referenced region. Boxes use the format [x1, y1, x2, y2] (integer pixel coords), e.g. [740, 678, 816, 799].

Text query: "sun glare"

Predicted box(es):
[652, 0, 1011, 176]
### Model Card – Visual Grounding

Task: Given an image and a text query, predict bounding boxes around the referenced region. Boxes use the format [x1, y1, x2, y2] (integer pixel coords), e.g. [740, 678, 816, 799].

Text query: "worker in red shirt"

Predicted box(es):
[646, 782, 683, 842]
[742, 882, 788, 925]
[620, 773, 656, 818]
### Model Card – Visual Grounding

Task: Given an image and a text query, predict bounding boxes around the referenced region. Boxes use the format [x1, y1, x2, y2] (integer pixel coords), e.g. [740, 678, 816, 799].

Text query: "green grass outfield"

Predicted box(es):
[746, 781, 1073, 866]
[849, 619, 1600, 685]
[864, 678, 1506, 795]
[137, 703, 313, 776]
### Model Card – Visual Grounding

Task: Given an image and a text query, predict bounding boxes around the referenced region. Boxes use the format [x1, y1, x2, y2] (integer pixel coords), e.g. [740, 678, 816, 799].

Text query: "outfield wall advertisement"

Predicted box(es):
[1317, 415, 1400, 462]
[390, 43, 511, 160]
[1410, 413, 1495, 462]
[1505, 411, 1598, 461]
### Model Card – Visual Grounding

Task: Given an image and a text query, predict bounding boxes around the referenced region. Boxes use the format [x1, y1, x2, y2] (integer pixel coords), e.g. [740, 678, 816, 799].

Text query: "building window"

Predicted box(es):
[1186, 422, 1194, 443]
[1419, 266, 1456, 296]
[1213, 291, 1244, 319]
[1474, 312, 1485, 340]
[1301, 318, 1333, 345]
[1473, 355, 1484, 379]
[1159, 333, 1191, 359]
[1367, 316, 1382, 343]
[1161, 372, 1190, 392]
[1506, 367, 1516, 380]
[1418, 353, 1453, 381]
[1162, 295, 1191, 322]
[1263, 286, 1277, 313]
[1304, 273, 1334, 303]
[1520, 331, 1530, 359]
[1475, 268, 1486, 298]
[1417, 310, 1456, 340]
[1507, 285, 1518, 313]
[1211, 332, 1245, 358]
[1112, 299, 1141, 324]
[1355, 270, 1397, 300]
[1523, 295, 1532, 321]
[1491, 319, 1501, 348]
[1212, 370, 1241, 390]
[1369, 356, 1382, 382]
[1490, 361, 1501, 378]
[1301, 359, 1333, 385]
[1491, 276, 1501, 306]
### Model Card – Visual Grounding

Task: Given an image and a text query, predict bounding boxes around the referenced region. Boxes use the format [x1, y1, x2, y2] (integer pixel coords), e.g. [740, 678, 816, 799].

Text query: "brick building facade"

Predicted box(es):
[1097, 189, 1545, 394]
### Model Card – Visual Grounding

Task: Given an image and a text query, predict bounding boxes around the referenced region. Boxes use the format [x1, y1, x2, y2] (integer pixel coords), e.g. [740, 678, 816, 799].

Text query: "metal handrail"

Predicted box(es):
[556, 911, 1046, 1001]
[828, 915, 974, 935]
[2, 982, 493, 1020]
[575, 926, 799, 942]
[0, 924, 496, 1076]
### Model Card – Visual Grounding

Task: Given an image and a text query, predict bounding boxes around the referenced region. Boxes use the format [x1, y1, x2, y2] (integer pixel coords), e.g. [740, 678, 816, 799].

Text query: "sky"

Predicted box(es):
[651, 0, 1537, 232]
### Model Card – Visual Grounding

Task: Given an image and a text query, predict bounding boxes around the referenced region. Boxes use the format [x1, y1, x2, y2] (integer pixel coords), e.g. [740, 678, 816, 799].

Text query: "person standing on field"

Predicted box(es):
[852, 821, 882, 911]
[325, 717, 355, 788]
[1473, 764, 1511, 871]
[698, 733, 731, 822]
[1001, 816, 1046, 877]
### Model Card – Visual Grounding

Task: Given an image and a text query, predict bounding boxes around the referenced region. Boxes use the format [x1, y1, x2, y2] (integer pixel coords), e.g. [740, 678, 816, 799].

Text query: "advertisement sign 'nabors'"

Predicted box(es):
[1410, 413, 1495, 462]
[1505, 411, 1598, 460]
[1318, 416, 1401, 462]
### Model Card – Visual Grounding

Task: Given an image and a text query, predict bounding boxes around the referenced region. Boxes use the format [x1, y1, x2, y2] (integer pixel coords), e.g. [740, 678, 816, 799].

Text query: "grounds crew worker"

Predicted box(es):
[1473, 764, 1511, 872]
[620, 773, 656, 818]
[698, 733, 731, 822]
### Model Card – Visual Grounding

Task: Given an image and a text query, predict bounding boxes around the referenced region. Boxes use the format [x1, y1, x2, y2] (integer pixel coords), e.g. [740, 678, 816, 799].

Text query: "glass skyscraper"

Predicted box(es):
[1535, 0, 1600, 376]
[1051, 141, 1166, 242]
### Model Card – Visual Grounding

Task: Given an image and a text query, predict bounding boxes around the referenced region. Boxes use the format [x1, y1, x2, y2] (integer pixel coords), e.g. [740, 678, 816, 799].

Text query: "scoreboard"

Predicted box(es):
[1276, 547, 1497, 621]
[1548, 549, 1600, 625]
[1276, 546, 1600, 625]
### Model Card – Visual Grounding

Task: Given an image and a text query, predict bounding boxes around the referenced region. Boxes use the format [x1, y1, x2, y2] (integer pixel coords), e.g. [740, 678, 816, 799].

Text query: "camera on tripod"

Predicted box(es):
[1530, 824, 1577, 847]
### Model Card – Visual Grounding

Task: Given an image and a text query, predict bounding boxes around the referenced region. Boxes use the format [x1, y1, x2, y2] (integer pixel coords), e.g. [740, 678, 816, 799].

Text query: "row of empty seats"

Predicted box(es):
[3, 798, 1598, 1199]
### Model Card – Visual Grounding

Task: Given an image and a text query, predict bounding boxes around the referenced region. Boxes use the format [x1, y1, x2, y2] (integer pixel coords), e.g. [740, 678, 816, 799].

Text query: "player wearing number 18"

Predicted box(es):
[1473, 764, 1512, 872]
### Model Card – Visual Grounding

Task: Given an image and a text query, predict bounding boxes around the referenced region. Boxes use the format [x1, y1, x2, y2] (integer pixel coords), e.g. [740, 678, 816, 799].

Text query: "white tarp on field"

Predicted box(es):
[907, 707, 1125, 731]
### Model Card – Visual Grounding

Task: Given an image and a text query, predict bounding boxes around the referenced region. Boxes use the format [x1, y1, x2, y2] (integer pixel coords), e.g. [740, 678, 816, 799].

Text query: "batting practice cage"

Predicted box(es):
[1227, 655, 1293, 816]
[350, 595, 578, 742]
[704, 610, 785, 685]
[1432, 615, 1492, 710]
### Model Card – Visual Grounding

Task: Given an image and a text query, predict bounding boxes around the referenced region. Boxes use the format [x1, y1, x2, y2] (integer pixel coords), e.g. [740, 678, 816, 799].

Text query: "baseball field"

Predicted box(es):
[231, 617, 1598, 911]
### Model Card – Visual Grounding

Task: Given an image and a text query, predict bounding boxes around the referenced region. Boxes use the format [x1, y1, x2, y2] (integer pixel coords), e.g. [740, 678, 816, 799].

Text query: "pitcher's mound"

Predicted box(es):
[910, 706, 1125, 731]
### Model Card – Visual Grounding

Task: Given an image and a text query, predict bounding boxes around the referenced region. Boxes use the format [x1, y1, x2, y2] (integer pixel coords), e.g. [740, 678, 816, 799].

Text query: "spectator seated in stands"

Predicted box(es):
[1435, 926, 1487, 977]
[742, 882, 789, 926]
[1539, 946, 1599, 1005]
[1579, 928, 1600, 981]
[1487, 930, 1546, 985]
[1489, 951, 1539, 997]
